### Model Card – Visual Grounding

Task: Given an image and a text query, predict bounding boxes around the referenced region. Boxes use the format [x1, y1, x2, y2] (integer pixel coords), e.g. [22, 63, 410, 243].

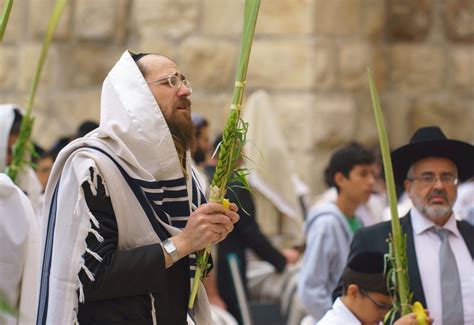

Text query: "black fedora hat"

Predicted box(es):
[391, 126, 474, 185]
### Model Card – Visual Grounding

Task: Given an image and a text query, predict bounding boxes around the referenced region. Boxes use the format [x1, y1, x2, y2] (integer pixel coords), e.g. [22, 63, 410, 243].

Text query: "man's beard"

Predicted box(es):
[166, 106, 195, 152]
[410, 189, 454, 221]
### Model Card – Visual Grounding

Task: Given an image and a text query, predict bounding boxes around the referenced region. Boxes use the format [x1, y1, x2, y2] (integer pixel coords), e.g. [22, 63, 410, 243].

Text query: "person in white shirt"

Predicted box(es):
[314, 251, 432, 325]
[334, 126, 474, 325]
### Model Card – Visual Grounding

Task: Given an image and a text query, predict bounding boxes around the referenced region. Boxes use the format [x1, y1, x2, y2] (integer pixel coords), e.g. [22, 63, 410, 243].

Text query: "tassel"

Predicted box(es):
[88, 227, 104, 243]
[77, 280, 85, 303]
[85, 248, 103, 262]
[87, 178, 98, 197]
[149, 293, 157, 325]
[80, 261, 95, 282]
[88, 210, 100, 229]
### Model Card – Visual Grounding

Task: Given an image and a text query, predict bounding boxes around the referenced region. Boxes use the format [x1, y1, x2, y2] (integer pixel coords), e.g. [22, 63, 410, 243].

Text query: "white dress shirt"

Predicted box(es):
[316, 298, 361, 325]
[411, 208, 474, 325]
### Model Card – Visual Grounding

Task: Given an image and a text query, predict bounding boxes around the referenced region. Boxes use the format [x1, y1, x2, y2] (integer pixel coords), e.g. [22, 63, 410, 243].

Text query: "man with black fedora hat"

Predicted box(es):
[334, 126, 474, 325]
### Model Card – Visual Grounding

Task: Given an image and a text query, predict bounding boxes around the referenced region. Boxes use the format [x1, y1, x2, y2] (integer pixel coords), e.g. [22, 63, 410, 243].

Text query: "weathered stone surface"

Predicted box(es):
[0, 47, 18, 91]
[450, 46, 474, 89]
[28, 0, 71, 40]
[271, 93, 356, 151]
[34, 90, 101, 148]
[248, 40, 333, 90]
[444, 0, 474, 42]
[409, 95, 474, 142]
[257, 0, 315, 35]
[340, 43, 387, 90]
[314, 0, 360, 37]
[56, 46, 123, 89]
[391, 44, 445, 92]
[132, 0, 198, 40]
[138, 38, 176, 58]
[361, 0, 385, 40]
[179, 38, 237, 92]
[75, 0, 116, 40]
[201, 0, 245, 37]
[379, 94, 412, 148]
[17, 43, 58, 92]
[387, 0, 433, 41]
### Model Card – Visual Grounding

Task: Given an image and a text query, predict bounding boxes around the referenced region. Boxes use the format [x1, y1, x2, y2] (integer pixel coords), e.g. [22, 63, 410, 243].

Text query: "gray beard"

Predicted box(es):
[411, 195, 453, 221]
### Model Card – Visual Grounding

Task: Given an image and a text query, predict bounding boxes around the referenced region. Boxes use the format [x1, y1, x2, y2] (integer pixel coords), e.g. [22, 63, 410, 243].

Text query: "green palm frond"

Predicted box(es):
[6, 0, 68, 182]
[0, 0, 14, 43]
[368, 69, 411, 317]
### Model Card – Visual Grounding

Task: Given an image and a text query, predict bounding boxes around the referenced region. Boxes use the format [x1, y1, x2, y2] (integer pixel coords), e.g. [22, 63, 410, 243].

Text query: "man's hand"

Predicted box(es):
[172, 202, 239, 258]
[394, 312, 433, 325]
[282, 248, 300, 265]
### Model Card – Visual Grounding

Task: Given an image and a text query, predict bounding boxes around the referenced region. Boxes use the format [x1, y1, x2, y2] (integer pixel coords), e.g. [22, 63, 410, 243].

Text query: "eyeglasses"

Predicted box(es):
[359, 288, 392, 312]
[408, 174, 458, 186]
[148, 72, 192, 93]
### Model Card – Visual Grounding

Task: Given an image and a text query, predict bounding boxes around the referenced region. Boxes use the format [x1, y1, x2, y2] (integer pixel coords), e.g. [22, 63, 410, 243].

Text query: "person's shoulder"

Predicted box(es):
[457, 219, 474, 232]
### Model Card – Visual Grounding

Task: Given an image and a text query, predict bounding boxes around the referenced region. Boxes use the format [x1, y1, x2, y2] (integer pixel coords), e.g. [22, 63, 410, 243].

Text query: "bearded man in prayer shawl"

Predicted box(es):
[36, 51, 239, 325]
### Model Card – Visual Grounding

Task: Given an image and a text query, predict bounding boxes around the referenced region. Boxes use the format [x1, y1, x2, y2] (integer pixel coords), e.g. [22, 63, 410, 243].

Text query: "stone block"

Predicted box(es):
[201, 0, 245, 37]
[132, 0, 198, 40]
[408, 95, 474, 142]
[28, 0, 71, 40]
[35, 89, 101, 148]
[137, 38, 176, 58]
[340, 43, 388, 90]
[444, 0, 474, 42]
[379, 93, 412, 148]
[449, 46, 474, 90]
[248, 40, 334, 90]
[314, 0, 360, 37]
[0, 46, 18, 91]
[387, 0, 432, 41]
[257, 0, 316, 35]
[74, 0, 116, 41]
[361, 0, 385, 40]
[56, 45, 123, 89]
[179, 38, 237, 92]
[390, 44, 445, 92]
[271, 93, 356, 151]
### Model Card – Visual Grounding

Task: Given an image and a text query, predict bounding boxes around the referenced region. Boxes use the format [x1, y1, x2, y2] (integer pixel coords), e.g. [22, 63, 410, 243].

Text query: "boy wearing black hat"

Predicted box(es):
[317, 251, 433, 325]
[338, 126, 474, 325]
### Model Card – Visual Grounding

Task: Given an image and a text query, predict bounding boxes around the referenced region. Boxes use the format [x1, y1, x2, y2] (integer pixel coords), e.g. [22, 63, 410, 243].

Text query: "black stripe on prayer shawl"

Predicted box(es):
[85, 146, 173, 240]
[36, 180, 60, 325]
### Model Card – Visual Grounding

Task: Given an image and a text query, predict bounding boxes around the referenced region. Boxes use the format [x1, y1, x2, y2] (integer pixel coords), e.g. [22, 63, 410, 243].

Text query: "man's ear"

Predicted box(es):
[404, 179, 411, 194]
[334, 171, 346, 188]
[347, 284, 359, 298]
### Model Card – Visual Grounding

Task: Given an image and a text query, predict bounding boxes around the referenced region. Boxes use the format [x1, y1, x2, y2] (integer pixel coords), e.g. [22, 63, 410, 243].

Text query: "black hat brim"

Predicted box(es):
[391, 139, 474, 186]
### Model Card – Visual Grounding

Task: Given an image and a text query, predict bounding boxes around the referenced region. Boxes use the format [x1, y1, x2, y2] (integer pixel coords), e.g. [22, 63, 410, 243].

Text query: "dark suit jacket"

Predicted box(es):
[333, 212, 474, 306]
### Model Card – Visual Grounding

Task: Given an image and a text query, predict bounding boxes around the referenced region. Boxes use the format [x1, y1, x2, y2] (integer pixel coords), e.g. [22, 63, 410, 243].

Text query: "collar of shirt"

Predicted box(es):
[332, 298, 362, 324]
[411, 207, 461, 238]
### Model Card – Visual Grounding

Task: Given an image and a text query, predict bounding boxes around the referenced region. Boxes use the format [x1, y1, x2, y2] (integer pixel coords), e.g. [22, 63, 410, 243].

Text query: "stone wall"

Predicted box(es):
[1, 0, 473, 197]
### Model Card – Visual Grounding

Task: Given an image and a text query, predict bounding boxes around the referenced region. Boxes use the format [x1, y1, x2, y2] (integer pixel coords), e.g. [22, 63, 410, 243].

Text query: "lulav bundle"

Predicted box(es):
[188, 0, 261, 310]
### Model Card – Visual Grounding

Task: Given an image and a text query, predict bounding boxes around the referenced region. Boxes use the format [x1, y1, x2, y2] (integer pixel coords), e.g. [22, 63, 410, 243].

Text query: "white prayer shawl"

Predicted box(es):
[0, 105, 43, 216]
[0, 173, 41, 325]
[36, 50, 211, 324]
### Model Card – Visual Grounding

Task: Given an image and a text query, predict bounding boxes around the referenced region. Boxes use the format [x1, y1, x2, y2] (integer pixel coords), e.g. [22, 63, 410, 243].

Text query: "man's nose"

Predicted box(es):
[177, 84, 192, 97]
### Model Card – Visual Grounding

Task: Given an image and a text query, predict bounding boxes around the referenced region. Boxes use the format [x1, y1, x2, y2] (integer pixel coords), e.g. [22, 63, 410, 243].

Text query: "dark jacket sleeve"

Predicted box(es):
[227, 185, 287, 272]
[79, 169, 166, 301]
